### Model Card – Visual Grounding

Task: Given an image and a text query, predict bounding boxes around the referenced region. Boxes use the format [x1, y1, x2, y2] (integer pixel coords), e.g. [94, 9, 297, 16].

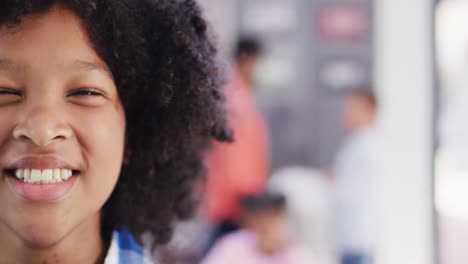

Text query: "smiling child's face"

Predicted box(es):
[0, 7, 125, 248]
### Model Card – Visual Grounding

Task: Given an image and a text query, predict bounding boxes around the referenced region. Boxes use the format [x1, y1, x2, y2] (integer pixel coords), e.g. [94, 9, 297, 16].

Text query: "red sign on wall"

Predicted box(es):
[317, 4, 370, 42]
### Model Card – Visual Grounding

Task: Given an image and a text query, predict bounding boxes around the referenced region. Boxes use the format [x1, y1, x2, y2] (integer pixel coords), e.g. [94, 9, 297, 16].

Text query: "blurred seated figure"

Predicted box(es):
[269, 166, 337, 264]
[202, 192, 316, 264]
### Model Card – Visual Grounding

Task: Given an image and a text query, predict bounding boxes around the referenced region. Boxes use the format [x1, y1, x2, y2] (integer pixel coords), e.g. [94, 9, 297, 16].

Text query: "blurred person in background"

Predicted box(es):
[202, 192, 316, 264]
[204, 36, 270, 248]
[269, 166, 337, 264]
[331, 89, 380, 264]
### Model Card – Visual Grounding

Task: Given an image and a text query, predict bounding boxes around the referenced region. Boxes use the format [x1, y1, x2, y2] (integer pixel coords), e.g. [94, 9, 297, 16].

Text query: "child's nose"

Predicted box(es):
[12, 104, 73, 147]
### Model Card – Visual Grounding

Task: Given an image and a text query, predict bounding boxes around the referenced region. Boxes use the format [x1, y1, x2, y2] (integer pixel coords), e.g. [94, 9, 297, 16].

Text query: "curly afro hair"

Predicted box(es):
[0, 0, 232, 246]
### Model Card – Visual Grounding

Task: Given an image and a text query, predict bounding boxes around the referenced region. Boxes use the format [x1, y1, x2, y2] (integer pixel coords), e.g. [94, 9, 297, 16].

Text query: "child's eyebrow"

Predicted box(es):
[0, 58, 24, 73]
[0, 58, 113, 79]
[68, 60, 113, 78]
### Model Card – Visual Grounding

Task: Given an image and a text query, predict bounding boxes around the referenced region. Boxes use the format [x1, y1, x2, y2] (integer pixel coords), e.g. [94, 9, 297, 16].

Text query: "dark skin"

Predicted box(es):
[0, 8, 124, 263]
[242, 209, 290, 256]
[237, 55, 260, 87]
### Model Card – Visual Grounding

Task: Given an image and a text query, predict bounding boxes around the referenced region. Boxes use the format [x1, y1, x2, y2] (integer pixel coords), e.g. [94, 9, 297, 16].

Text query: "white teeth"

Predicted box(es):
[61, 169, 71, 181]
[31, 169, 41, 182]
[42, 169, 53, 183]
[53, 169, 61, 183]
[13, 168, 74, 184]
[24, 169, 31, 183]
[15, 169, 24, 180]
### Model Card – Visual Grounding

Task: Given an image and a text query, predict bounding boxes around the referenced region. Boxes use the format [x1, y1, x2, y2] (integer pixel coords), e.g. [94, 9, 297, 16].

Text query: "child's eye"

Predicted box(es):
[0, 88, 22, 96]
[68, 88, 104, 97]
[67, 88, 107, 107]
[0, 88, 22, 106]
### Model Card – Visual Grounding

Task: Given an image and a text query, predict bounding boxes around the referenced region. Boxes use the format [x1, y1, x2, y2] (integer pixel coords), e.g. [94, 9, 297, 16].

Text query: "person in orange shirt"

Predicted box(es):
[204, 37, 271, 246]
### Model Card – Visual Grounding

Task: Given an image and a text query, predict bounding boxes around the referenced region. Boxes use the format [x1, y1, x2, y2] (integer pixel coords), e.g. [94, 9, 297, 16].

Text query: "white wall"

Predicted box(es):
[197, 0, 238, 60]
[374, 0, 435, 264]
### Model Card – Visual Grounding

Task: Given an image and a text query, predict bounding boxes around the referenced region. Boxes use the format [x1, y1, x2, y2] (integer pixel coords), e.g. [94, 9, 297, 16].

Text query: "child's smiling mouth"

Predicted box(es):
[3, 156, 81, 202]
[4, 168, 79, 184]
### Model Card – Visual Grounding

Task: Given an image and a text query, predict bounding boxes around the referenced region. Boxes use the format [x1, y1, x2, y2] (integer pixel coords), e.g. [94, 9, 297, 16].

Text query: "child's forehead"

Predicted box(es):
[0, 8, 107, 76]
[1, 6, 82, 35]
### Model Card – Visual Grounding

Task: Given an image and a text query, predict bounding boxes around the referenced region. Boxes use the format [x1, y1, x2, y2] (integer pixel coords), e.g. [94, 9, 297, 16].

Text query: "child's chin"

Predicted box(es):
[16, 223, 71, 249]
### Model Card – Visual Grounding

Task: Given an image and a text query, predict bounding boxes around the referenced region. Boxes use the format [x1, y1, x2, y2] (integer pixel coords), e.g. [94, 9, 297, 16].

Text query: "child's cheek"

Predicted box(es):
[72, 106, 125, 203]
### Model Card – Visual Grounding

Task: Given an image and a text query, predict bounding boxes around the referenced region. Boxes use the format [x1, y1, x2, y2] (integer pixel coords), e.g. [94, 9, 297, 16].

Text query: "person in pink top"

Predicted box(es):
[204, 37, 270, 242]
[202, 192, 315, 264]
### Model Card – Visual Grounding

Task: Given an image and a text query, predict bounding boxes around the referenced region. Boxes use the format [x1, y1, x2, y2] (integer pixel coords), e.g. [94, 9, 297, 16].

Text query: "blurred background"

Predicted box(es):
[155, 0, 468, 263]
